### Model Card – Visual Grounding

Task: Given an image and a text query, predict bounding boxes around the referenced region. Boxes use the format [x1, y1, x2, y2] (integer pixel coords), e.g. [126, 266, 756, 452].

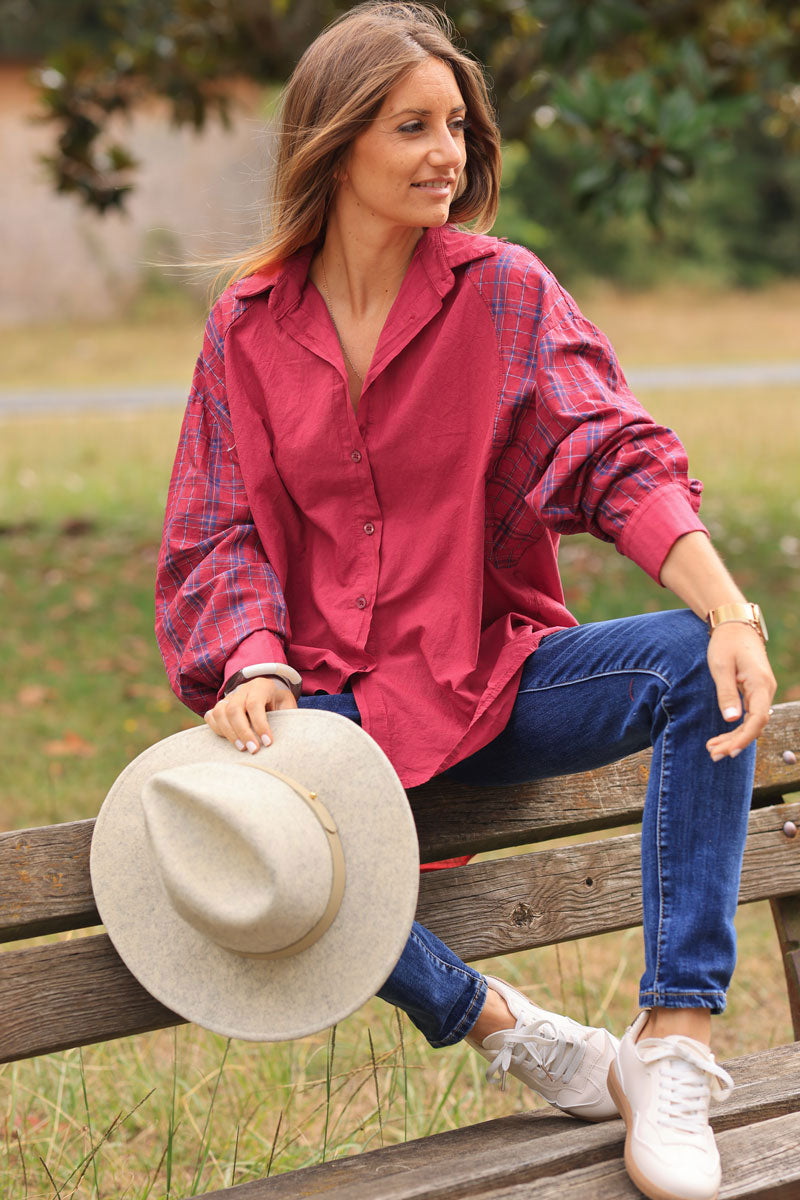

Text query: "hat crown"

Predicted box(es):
[141, 762, 333, 956]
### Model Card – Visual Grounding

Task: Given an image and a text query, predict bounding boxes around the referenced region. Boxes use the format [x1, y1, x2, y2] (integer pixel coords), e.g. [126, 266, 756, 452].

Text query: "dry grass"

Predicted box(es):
[576, 280, 800, 366]
[0, 295, 207, 392]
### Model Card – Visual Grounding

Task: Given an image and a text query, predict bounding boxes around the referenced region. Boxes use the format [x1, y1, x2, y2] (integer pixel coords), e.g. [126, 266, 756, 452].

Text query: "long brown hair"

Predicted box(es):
[220, 2, 501, 290]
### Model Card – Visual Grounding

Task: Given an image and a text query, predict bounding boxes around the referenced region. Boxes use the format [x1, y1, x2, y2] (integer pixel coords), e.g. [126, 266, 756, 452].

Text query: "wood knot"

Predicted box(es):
[510, 902, 537, 927]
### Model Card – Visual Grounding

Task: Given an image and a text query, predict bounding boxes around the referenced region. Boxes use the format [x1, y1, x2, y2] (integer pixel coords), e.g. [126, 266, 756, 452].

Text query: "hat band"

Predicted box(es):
[236, 762, 346, 960]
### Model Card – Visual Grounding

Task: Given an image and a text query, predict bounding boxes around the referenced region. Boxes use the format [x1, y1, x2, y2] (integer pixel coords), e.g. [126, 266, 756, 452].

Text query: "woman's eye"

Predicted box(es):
[396, 117, 468, 135]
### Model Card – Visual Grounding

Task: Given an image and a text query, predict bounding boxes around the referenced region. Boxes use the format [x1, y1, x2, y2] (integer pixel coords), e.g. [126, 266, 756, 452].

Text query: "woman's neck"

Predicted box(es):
[315, 214, 424, 319]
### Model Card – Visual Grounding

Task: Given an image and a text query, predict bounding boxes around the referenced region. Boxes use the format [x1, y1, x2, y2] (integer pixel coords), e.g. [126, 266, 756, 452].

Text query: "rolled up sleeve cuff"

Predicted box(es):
[220, 630, 287, 698]
[618, 481, 708, 585]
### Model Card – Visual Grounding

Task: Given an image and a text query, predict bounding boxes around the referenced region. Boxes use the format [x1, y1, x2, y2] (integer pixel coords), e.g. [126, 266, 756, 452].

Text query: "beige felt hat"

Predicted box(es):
[90, 711, 419, 1041]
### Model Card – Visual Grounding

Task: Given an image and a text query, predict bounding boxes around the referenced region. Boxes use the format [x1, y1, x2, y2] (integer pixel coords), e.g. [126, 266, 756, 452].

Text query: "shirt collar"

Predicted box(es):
[233, 225, 498, 309]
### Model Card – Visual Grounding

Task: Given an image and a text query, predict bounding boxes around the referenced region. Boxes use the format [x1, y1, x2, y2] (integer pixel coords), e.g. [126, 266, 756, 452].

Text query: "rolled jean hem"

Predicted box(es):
[639, 988, 727, 1015]
[427, 975, 488, 1048]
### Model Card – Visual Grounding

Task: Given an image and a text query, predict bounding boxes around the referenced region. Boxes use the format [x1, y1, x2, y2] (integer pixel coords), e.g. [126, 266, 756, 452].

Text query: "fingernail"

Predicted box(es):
[261, 733, 271, 747]
[723, 706, 740, 720]
[246, 740, 258, 754]
[235, 739, 245, 751]
[730, 748, 741, 759]
[709, 751, 722, 762]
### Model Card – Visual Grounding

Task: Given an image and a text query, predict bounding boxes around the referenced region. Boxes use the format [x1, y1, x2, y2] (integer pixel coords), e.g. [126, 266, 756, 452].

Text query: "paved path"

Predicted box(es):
[1, 363, 799, 416]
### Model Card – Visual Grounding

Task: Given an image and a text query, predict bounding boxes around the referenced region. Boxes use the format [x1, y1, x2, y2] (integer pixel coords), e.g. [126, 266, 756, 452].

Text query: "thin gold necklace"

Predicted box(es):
[319, 255, 364, 383]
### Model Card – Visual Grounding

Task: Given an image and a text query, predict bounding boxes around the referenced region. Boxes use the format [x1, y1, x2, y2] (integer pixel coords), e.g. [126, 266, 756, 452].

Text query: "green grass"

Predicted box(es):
[1, 290, 799, 1196]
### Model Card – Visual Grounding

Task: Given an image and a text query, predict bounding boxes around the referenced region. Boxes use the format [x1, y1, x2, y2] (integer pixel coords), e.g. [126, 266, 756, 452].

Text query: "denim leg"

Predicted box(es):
[442, 610, 756, 1014]
[376, 924, 487, 1047]
[299, 611, 755, 1035]
[298, 691, 487, 1045]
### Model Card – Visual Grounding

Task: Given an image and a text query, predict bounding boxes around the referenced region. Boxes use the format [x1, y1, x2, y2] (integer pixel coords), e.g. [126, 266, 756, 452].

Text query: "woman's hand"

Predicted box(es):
[204, 676, 298, 752]
[659, 532, 777, 761]
[705, 622, 776, 762]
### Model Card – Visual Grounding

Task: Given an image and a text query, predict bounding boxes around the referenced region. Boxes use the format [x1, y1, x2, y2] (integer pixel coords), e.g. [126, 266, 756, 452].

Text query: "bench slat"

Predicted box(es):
[418, 801, 800, 962]
[2, 702, 799, 944]
[484, 1111, 800, 1200]
[192, 1042, 800, 1199]
[2, 803, 798, 1063]
[0, 934, 183, 1062]
[0, 818, 96, 941]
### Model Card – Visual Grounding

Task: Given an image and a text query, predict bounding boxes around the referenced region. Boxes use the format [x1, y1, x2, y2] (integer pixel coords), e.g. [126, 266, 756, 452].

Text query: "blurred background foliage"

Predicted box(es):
[1, 0, 798, 287]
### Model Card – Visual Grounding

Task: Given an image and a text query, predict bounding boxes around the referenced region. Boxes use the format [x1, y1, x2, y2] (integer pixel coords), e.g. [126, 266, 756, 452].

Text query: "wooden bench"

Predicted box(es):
[2, 701, 800, 1198]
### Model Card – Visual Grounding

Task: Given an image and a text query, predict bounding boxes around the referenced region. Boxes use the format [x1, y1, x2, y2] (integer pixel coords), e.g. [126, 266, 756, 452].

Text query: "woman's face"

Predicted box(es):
[335, 56, 468, 235]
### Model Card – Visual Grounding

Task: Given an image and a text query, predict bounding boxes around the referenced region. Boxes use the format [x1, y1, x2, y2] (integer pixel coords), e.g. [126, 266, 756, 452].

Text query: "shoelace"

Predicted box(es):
[637, 1037, 734, 1134]
[485, 1016, 586, 1092]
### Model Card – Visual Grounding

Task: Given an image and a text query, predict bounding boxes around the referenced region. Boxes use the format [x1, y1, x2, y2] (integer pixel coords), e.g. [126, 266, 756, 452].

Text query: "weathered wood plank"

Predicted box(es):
[751, 701, 800, 794]
[3, 703, 799, 942]
[417, 802, 800, 962]
[770, 894, 800, 1040]
[483, 1111, 800, 1199]
[194, 1043, 800, 1200]
[410, 699, 800, 860]
[2, 806, 799, 1063]
[0, 934, 183, 1062]
[0, 819, 96, 940]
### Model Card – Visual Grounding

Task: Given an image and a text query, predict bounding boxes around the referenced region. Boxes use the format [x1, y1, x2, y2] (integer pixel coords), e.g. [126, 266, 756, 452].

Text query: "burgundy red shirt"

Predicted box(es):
[156, 225, 705, 788]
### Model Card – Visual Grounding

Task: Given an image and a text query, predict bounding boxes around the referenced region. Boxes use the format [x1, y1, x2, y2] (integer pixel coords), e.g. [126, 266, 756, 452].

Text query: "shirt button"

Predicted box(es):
[356, 595, 368, 609]
[363, 521, 375, 535]
[351, 450, 362, 463]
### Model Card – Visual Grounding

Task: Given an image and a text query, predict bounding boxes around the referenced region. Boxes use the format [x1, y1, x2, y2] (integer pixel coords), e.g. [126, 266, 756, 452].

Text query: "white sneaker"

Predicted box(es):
[607, 1010, 734, 1200]
[469, 975, 620, 1121]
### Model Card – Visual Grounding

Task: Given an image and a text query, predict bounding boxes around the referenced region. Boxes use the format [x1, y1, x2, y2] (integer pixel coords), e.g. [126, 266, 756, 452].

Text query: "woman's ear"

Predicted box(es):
[333, 148, 350, 186]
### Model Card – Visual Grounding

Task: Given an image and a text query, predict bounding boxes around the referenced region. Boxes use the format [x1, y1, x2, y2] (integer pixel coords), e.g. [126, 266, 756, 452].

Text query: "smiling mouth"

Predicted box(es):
[412, 180, 453, 190]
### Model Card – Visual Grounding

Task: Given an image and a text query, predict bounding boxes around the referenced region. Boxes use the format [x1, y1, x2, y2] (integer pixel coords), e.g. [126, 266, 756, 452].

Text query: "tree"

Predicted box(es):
[4, 0, 799, 224]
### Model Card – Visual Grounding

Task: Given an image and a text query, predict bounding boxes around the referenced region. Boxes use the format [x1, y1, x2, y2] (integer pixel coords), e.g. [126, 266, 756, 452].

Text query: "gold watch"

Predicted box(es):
[706, 603, 768, 643]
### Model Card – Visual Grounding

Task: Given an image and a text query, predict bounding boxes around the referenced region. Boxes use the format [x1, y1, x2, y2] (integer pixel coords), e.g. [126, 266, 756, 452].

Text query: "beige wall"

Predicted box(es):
[0, 66, 273, 325]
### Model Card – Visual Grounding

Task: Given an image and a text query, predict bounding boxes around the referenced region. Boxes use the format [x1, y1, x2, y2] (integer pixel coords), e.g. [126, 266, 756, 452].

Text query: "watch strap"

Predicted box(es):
[224, 661, 303, 699]
[706, 603, 768, 643]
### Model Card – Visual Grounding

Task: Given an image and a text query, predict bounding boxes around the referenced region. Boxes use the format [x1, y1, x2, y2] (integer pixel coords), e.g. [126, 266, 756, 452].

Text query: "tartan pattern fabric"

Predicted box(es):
[470, 243, 701, 569]
[156, 291, 290, 715]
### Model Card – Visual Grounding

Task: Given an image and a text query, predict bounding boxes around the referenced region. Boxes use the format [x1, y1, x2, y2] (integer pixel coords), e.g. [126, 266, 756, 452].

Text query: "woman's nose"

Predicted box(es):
[429, 127, 464, 169]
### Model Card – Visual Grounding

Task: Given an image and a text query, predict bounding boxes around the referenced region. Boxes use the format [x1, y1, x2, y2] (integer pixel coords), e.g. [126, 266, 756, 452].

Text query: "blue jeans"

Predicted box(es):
[298, 610, 756, 1047]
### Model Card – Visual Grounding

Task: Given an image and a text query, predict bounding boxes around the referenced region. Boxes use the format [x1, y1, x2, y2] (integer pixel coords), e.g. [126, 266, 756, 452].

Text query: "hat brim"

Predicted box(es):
[90, 711, 419, 1041]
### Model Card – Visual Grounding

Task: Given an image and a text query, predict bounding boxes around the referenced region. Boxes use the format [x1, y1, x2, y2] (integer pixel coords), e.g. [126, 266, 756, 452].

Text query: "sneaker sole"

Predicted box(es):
[607, 1061, 720, 1200]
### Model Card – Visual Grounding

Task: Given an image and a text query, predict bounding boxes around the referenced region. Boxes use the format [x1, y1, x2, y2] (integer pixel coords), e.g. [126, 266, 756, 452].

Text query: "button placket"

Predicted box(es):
[340, 387, 380, 633]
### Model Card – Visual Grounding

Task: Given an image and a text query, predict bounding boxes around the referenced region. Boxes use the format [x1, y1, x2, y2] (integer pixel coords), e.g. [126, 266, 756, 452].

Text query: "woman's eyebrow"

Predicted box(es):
[390, 104, 467, 118]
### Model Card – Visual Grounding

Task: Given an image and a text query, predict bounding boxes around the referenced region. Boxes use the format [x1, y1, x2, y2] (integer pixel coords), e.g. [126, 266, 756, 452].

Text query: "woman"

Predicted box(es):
[155, 5, 776, 1199]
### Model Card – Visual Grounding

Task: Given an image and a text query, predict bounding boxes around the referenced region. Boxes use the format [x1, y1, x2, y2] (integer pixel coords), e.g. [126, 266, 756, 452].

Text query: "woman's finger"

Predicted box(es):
[203, 695, 247, 749]
[705, 622, 776, 760]
[204, 677, 298, 752]
[244, 680, 297, 747]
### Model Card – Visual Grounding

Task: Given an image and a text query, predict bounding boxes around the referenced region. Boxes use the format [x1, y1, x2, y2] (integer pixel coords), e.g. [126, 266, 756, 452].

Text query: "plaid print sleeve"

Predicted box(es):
[155, 300, 289, 716]
[473, 244, 706, 582]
